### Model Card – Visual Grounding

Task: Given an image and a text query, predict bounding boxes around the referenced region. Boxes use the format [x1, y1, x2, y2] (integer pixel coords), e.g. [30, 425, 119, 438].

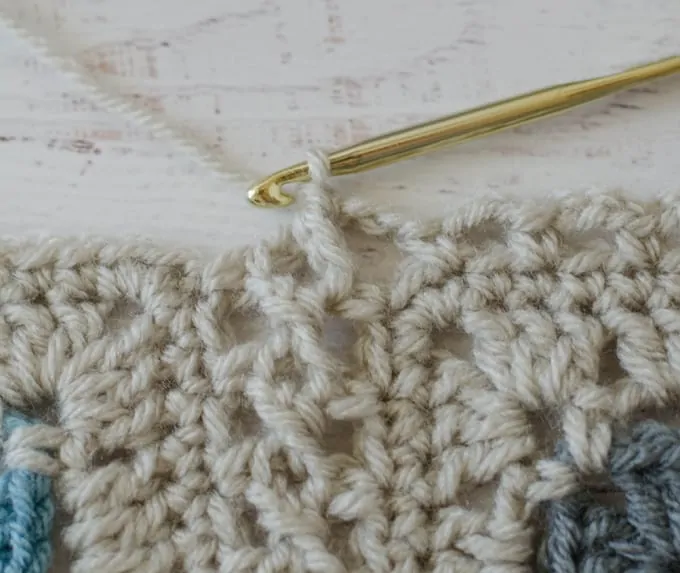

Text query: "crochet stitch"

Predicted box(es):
[1, 186, 680, 572]
[0, 411, 54, 573]
[542, 421, 680, 573]
[3, 8, 680, 573]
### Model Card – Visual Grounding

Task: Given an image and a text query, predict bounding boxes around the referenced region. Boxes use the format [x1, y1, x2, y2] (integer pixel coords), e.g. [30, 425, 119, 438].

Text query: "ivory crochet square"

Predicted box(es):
[1, 186, 679, 573]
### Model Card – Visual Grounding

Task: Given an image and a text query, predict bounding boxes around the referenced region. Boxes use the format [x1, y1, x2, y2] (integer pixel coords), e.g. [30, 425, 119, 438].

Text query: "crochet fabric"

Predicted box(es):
[3, 186, 680, 573]
[0, 412, 54, 573]
[543, 421, 680, 572]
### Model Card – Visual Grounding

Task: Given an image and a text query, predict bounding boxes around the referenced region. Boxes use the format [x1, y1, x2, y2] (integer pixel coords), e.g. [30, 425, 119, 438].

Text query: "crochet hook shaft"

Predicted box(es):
[248, 55, 680, 207]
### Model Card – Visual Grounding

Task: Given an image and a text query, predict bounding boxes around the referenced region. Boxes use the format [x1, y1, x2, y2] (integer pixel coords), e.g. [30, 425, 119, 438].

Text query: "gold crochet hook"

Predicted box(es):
[248, 55, 680, 207]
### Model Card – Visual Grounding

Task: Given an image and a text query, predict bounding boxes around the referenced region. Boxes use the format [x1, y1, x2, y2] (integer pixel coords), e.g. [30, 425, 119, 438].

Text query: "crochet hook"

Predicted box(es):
[248, 55, 680, 208]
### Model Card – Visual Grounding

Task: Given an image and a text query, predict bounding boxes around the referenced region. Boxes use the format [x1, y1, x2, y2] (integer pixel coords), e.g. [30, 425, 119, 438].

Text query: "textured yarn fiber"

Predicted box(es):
[0, 411, 54, 573]
[542, 421, 680, 573]
[4, 186, 680, 572]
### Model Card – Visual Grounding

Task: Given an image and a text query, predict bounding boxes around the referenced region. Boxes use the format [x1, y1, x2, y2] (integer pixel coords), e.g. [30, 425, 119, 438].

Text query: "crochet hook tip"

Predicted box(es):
[248, 162, 309, 207]
[247, 181, 295, 208]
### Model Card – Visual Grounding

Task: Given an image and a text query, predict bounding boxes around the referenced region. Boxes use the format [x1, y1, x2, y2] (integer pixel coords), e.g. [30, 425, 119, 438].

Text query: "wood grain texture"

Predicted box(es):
[0, 0, 679, 253]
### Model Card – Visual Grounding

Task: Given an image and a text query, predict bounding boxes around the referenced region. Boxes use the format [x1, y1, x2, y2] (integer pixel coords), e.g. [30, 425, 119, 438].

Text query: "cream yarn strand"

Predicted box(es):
[0, 9, 256, 188]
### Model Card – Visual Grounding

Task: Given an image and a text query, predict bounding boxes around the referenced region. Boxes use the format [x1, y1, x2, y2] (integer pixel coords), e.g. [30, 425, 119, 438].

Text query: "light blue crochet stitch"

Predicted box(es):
[0, 411, 54, 573]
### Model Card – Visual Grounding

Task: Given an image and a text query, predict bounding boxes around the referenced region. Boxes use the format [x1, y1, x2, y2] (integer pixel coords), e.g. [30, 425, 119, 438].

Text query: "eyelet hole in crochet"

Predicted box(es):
[228, 399, 263, 440]
[527, 408, 562, 454]
[321, 317, 363, 456]
[347, 231, 402, 284]
[321, 420, 356, 456]
[462, 221, 505, 248]
[579, 473, 627, 512]
[91, 446, 134, 468]
[322, 316, 357, 363]
[561, 228, 617, 259]
[107, 299, 144, 333]
[431, 323, 473, 362]
[221, 306, 267, 346]
[597, 337, 627, 385]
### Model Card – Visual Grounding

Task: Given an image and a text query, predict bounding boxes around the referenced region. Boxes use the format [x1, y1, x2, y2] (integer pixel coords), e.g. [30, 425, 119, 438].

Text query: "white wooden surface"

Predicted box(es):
[0, 0, 678, 255]
[0, 2, 679, 571]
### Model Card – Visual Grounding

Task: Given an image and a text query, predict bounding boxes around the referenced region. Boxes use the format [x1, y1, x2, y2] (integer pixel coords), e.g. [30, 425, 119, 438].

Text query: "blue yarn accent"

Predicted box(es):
[0, 411, 54, 573]
[541, 421, 680, 573]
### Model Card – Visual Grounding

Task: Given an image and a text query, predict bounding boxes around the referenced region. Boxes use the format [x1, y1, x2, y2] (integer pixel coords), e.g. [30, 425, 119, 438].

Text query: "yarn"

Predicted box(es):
[542, 421, 680, 573]
[4, 6, 680, 573]
[0, 10, 255, 188]
[0, 411, 54, 573]
[0, 186, 675, 572]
